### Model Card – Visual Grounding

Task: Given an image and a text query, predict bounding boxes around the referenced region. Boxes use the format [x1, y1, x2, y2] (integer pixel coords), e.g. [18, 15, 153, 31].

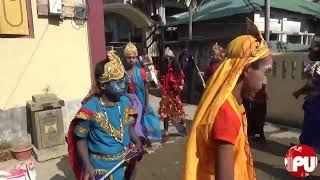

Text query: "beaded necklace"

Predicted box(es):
[98, 98, 123, 144]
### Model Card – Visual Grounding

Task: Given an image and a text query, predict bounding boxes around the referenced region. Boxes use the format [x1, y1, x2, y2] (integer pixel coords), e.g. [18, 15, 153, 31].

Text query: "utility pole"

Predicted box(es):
[187, 0, 196, 48]
[265, 0, 270, 43]
[159, 0, 165, 76]
[159, 23, 165, 76]
[188, 4, 193, 41]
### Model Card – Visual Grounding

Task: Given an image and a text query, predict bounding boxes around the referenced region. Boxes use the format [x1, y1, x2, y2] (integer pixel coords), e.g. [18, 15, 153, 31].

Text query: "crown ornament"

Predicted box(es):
[212, 42, 224, 54]
[124, 42, 138, 57]
[99, 51, 125, 83]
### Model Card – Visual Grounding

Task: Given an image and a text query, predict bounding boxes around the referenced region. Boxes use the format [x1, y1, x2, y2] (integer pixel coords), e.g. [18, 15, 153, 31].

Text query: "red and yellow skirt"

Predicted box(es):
[159, 93, 186, 123]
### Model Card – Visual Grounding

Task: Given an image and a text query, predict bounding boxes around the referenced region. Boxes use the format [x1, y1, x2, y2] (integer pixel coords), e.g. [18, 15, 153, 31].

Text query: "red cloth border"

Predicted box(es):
[67, 118, 84, 180]
[128, 68, 147, 93]
[79, 107, 94, 116]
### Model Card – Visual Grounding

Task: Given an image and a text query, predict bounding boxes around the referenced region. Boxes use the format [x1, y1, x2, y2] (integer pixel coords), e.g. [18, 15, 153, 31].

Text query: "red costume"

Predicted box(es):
[159, 64, 186, 122]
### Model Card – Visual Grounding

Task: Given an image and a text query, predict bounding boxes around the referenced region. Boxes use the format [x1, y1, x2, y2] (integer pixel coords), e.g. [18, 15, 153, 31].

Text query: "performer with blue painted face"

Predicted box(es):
[67, 51, 142, 180]
[103, 75, 129, 101]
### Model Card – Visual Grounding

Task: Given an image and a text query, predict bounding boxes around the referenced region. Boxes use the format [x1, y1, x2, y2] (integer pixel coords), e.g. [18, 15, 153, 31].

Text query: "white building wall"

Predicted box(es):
[254, 12, 315, 46]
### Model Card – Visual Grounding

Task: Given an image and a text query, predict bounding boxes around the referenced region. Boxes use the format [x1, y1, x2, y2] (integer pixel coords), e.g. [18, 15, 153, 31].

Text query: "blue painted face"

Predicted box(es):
[103, 75, 129, 100]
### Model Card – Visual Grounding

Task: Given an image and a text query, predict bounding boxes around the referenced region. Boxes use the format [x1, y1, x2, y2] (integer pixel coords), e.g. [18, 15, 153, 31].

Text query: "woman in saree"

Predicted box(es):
[124, 42, 162, 143]
[183, 19, 273, 180]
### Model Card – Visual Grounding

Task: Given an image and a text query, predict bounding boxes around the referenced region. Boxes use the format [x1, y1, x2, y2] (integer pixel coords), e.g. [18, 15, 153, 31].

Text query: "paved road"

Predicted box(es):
[135, 122, 320, 180]
[35, 122, 320, 180]
[33, 95, 320, 179]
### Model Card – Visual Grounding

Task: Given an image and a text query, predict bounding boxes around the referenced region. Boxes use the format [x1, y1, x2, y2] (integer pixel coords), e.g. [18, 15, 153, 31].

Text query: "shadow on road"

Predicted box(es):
[50, 156, 75, 180]
[250, 139, 291, 158]
[254, 161, 298, 180]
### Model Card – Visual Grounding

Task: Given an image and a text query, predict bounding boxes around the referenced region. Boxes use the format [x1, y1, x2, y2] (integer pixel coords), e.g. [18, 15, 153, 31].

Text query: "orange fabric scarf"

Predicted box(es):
[183, 35, 270, 180]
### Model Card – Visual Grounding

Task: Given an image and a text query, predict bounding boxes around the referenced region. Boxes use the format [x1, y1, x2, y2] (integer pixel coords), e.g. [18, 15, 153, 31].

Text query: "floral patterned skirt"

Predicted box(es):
[159, 94, 186, 123]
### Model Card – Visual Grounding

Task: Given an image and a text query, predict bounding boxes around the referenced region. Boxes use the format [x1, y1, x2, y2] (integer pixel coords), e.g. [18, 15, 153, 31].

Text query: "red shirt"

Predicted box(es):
[128, 68, 147, 93]
[211, 100, 241, 145]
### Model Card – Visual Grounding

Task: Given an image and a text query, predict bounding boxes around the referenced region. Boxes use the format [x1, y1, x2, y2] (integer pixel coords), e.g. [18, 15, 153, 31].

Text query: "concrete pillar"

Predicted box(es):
[264, 0, 271, 43]
[279, 33, 284, 42]
[305, 35, 309, 45]
[282, 34, 287, 43]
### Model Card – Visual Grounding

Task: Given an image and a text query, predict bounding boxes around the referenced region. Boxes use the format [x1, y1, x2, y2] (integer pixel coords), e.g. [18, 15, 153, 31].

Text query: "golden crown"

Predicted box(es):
[212, 42, 224, 54]
[99, 51, 125, 83]
[124, 42, 138, 57]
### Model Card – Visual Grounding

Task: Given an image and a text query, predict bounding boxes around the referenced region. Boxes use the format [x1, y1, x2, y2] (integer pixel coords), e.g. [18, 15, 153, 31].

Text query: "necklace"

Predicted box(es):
[98, 97, 123, 144]
[99, 98, 121, 118]
[127, 69, 133, 79]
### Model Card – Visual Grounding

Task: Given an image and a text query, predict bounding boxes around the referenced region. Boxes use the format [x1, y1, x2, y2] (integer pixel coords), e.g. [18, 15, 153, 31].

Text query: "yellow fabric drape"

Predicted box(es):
[183, 35, 270, 180]
[0, 0, 29, 35]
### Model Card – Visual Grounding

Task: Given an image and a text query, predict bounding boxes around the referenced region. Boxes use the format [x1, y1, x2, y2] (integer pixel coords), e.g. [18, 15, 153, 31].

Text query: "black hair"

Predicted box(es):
[314, 51, 320, 60]
[164, 55, 181, 75]
[171, 56, 182, 75]
[178, 49, 194, 69]
[309, 41, 320, 61]
[312, 41, 320, 49]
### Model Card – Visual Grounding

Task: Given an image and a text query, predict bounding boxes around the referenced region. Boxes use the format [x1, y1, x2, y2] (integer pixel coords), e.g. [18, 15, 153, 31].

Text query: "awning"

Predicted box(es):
[255, 0, 320, 19]
[167, 0, 261, 26]
[167, 0, 320, 26]
[104, 3, 154, 28]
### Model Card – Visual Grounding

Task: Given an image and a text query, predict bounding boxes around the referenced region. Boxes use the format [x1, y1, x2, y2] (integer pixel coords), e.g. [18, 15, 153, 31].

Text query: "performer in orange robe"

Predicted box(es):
[183, 19, 273, 180]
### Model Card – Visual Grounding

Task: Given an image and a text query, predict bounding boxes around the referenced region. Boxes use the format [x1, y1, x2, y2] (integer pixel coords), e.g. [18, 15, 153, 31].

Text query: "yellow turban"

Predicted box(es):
[183, 19, 270, 180]
[124, 42, 138, 57]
